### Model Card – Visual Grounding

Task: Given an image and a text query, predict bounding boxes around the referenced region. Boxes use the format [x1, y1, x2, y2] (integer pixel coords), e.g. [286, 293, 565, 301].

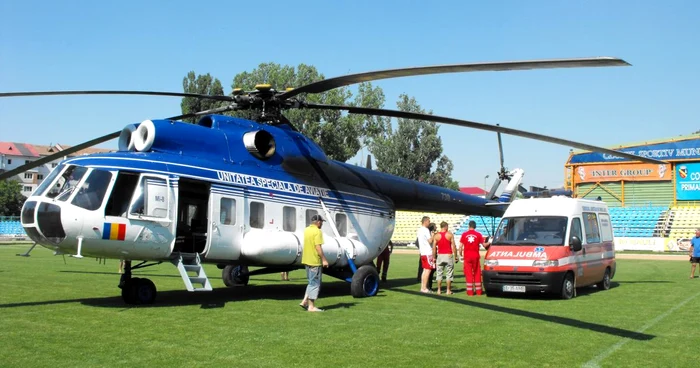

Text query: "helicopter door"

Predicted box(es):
[204, 192, 243, 261]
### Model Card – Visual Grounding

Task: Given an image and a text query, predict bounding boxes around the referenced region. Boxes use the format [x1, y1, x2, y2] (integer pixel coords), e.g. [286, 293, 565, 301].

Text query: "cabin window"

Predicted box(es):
[283, 206, 296, 231]
[220, 198, 236, 225]
[24, 173, 33, 179]
[129, 176, 169, 219]
[47, 165, 88, 201]
[23, 186, 32, 192]
[7, 159, 11, 165]
[335, 213, 348, 237]
[37, 174, 44, 180]
[72, 169, 112, 211]
[570, 218, 583, 242]
[250, 202, 264, 229]
[105, 172, 140, 217]
[598, 213, 613, 242]
[582, 212, 600, 244]
[305, 209, 319, 226]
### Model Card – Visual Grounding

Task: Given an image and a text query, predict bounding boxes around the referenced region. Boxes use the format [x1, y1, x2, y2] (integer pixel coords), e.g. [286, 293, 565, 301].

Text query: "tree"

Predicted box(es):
[228, 63, 389, 162]
[0, 180, 25, 216]
[370, 94, 459, 190]
[180, 71, 225, 123]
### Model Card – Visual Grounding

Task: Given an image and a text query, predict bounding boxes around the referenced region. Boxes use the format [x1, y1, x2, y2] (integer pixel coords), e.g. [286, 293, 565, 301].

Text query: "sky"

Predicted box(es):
[1, 0, 699, 191]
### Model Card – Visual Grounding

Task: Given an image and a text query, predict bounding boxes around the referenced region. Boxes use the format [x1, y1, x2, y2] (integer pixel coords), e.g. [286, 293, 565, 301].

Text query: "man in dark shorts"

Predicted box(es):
[690, 228, 700, 279]
[377, 240, 393, 282]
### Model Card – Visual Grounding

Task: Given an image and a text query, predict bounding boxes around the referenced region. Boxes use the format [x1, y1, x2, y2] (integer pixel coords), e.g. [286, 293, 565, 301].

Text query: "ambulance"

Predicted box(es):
[482, 196, 615, 299]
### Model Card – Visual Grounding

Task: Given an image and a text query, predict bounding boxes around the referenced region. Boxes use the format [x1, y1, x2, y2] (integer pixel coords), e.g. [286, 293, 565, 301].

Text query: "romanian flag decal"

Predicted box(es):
[102, 223, 127, 241]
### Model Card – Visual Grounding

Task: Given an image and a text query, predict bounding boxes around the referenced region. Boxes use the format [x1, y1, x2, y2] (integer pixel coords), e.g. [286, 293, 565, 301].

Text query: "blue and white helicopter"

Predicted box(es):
[0, 57, 663, 305]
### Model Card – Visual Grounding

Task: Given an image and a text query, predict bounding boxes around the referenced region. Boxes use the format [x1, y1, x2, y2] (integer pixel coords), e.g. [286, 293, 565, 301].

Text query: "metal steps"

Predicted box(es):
[172, 252, 212, 292]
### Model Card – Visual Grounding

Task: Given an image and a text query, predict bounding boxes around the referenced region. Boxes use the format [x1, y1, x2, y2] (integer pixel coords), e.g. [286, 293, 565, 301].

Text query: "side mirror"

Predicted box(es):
[570, 236, 582, 252]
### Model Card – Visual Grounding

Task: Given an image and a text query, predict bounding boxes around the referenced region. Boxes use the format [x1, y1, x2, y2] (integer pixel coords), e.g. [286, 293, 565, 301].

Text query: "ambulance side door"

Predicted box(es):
[570, 217, 588, 285]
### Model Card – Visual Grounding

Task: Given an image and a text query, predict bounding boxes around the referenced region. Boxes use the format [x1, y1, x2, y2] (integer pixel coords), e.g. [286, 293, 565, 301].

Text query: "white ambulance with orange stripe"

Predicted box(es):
[482, 196, 616, 299]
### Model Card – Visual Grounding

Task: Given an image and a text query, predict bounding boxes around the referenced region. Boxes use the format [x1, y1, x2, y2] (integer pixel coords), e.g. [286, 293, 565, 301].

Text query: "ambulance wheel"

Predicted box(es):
[560, 273, 575, 300]
[351, 265, 379, 298]
[223, 265, 249, 287]
[597, 268, 611, 290]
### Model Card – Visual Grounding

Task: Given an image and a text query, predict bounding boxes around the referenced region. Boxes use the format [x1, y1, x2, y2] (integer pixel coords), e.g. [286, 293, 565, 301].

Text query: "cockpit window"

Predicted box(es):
[46, 165, 88, 201]
[71, 169, 113, 211]
[34, 164, 65, 197]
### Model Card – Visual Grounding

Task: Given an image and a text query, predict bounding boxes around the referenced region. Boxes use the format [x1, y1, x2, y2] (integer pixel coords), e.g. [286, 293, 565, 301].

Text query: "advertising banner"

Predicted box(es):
[569, 138, 700, 164]
[613, 237, 665, 252]
[664, 237, 693, 252]
[675, 163, 700, 200]
[574, 163, 671, 183]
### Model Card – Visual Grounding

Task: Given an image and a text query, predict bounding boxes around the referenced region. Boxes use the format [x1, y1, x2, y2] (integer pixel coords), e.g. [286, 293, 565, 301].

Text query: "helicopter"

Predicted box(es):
[0, 57, 666, 305]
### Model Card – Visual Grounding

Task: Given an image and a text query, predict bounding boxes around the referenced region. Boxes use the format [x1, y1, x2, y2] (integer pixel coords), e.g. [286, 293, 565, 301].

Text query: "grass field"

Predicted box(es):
[1, 243, 698, 368]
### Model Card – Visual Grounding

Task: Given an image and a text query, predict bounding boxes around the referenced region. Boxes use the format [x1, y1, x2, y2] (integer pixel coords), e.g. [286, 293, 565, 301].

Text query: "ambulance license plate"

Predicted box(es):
[502, 285, 526, 293]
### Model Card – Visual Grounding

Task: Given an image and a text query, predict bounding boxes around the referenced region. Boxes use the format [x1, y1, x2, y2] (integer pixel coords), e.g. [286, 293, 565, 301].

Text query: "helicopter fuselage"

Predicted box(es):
[20, 115, 503, 276]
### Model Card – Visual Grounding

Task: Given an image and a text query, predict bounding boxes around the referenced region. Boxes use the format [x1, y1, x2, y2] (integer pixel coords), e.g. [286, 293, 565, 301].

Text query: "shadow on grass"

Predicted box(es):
[59, 270, 181, 278]
[386, 280, 653, 342]
[0, 280, 357, 310]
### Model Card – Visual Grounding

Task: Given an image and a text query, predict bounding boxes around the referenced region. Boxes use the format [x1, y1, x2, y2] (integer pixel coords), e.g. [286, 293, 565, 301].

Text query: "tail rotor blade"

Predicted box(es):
[496, 128, 505, 170]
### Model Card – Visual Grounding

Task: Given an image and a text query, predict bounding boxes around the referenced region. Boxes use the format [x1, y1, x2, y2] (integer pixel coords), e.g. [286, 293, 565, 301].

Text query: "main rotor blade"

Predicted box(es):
[168, 104, 239, 121]
[0, 131, 119, 181]
[303, 103, 665, 165]
[279, 57, 630, 99]
[0, 90, 234, 101]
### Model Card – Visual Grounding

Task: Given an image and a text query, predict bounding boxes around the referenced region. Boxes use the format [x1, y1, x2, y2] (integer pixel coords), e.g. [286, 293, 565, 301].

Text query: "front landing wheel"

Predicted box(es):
[351, 265, 379, 298]
[121, 277, 157, 305]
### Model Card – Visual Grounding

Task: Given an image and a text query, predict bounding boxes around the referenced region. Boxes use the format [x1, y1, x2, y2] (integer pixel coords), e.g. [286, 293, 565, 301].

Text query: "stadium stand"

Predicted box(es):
[608, 206, 666, 238]
[454, 215, 501, 238]
[667, 205, 700, 239]
[392, 205, 681, 244]
[0, 217, 26, 237]
[391, 211, 464, 245]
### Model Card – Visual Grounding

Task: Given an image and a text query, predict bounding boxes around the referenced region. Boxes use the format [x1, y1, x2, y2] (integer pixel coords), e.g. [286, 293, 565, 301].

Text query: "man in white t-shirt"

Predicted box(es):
[417, 216, 435, 293]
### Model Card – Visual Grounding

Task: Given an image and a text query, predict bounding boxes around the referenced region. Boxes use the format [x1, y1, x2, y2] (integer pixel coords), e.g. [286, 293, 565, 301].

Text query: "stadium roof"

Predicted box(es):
[571, 133, 700, 154]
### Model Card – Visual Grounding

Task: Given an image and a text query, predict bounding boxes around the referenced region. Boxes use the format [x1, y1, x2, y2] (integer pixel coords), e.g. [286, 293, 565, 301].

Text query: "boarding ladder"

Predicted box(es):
[172, 252, 213, 292]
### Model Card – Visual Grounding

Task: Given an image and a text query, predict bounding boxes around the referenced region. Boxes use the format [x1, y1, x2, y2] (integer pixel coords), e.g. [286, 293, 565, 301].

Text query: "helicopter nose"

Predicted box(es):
[22, 200, 66, 245]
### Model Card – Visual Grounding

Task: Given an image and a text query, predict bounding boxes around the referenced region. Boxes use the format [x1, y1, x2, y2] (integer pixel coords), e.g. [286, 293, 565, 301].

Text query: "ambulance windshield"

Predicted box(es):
[493, 216, 568, 246]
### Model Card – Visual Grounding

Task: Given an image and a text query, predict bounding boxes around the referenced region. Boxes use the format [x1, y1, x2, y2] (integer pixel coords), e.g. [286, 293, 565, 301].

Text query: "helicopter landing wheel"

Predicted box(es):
[351, 265, 380, 298]
[121, 277, 157, 305]
[223, 265, 250, 287]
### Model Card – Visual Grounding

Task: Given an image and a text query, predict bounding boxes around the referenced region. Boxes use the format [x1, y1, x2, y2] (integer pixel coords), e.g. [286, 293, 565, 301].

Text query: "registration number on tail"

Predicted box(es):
[502, 285, 526, 293]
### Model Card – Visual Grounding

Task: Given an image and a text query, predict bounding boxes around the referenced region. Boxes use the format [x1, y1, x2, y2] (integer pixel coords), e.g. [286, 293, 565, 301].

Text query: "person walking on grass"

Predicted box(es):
[690, 228, 700, 279]
[300, 214, 329, 312]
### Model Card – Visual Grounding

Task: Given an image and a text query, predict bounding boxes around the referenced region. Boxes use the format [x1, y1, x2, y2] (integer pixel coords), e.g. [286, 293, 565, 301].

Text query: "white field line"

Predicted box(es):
[582, 291, 700, 368]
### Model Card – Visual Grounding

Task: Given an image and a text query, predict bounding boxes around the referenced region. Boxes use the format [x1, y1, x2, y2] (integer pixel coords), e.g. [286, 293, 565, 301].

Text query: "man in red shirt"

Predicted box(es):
[432, 221, 458, 295]
[460, 220, 486, 296]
